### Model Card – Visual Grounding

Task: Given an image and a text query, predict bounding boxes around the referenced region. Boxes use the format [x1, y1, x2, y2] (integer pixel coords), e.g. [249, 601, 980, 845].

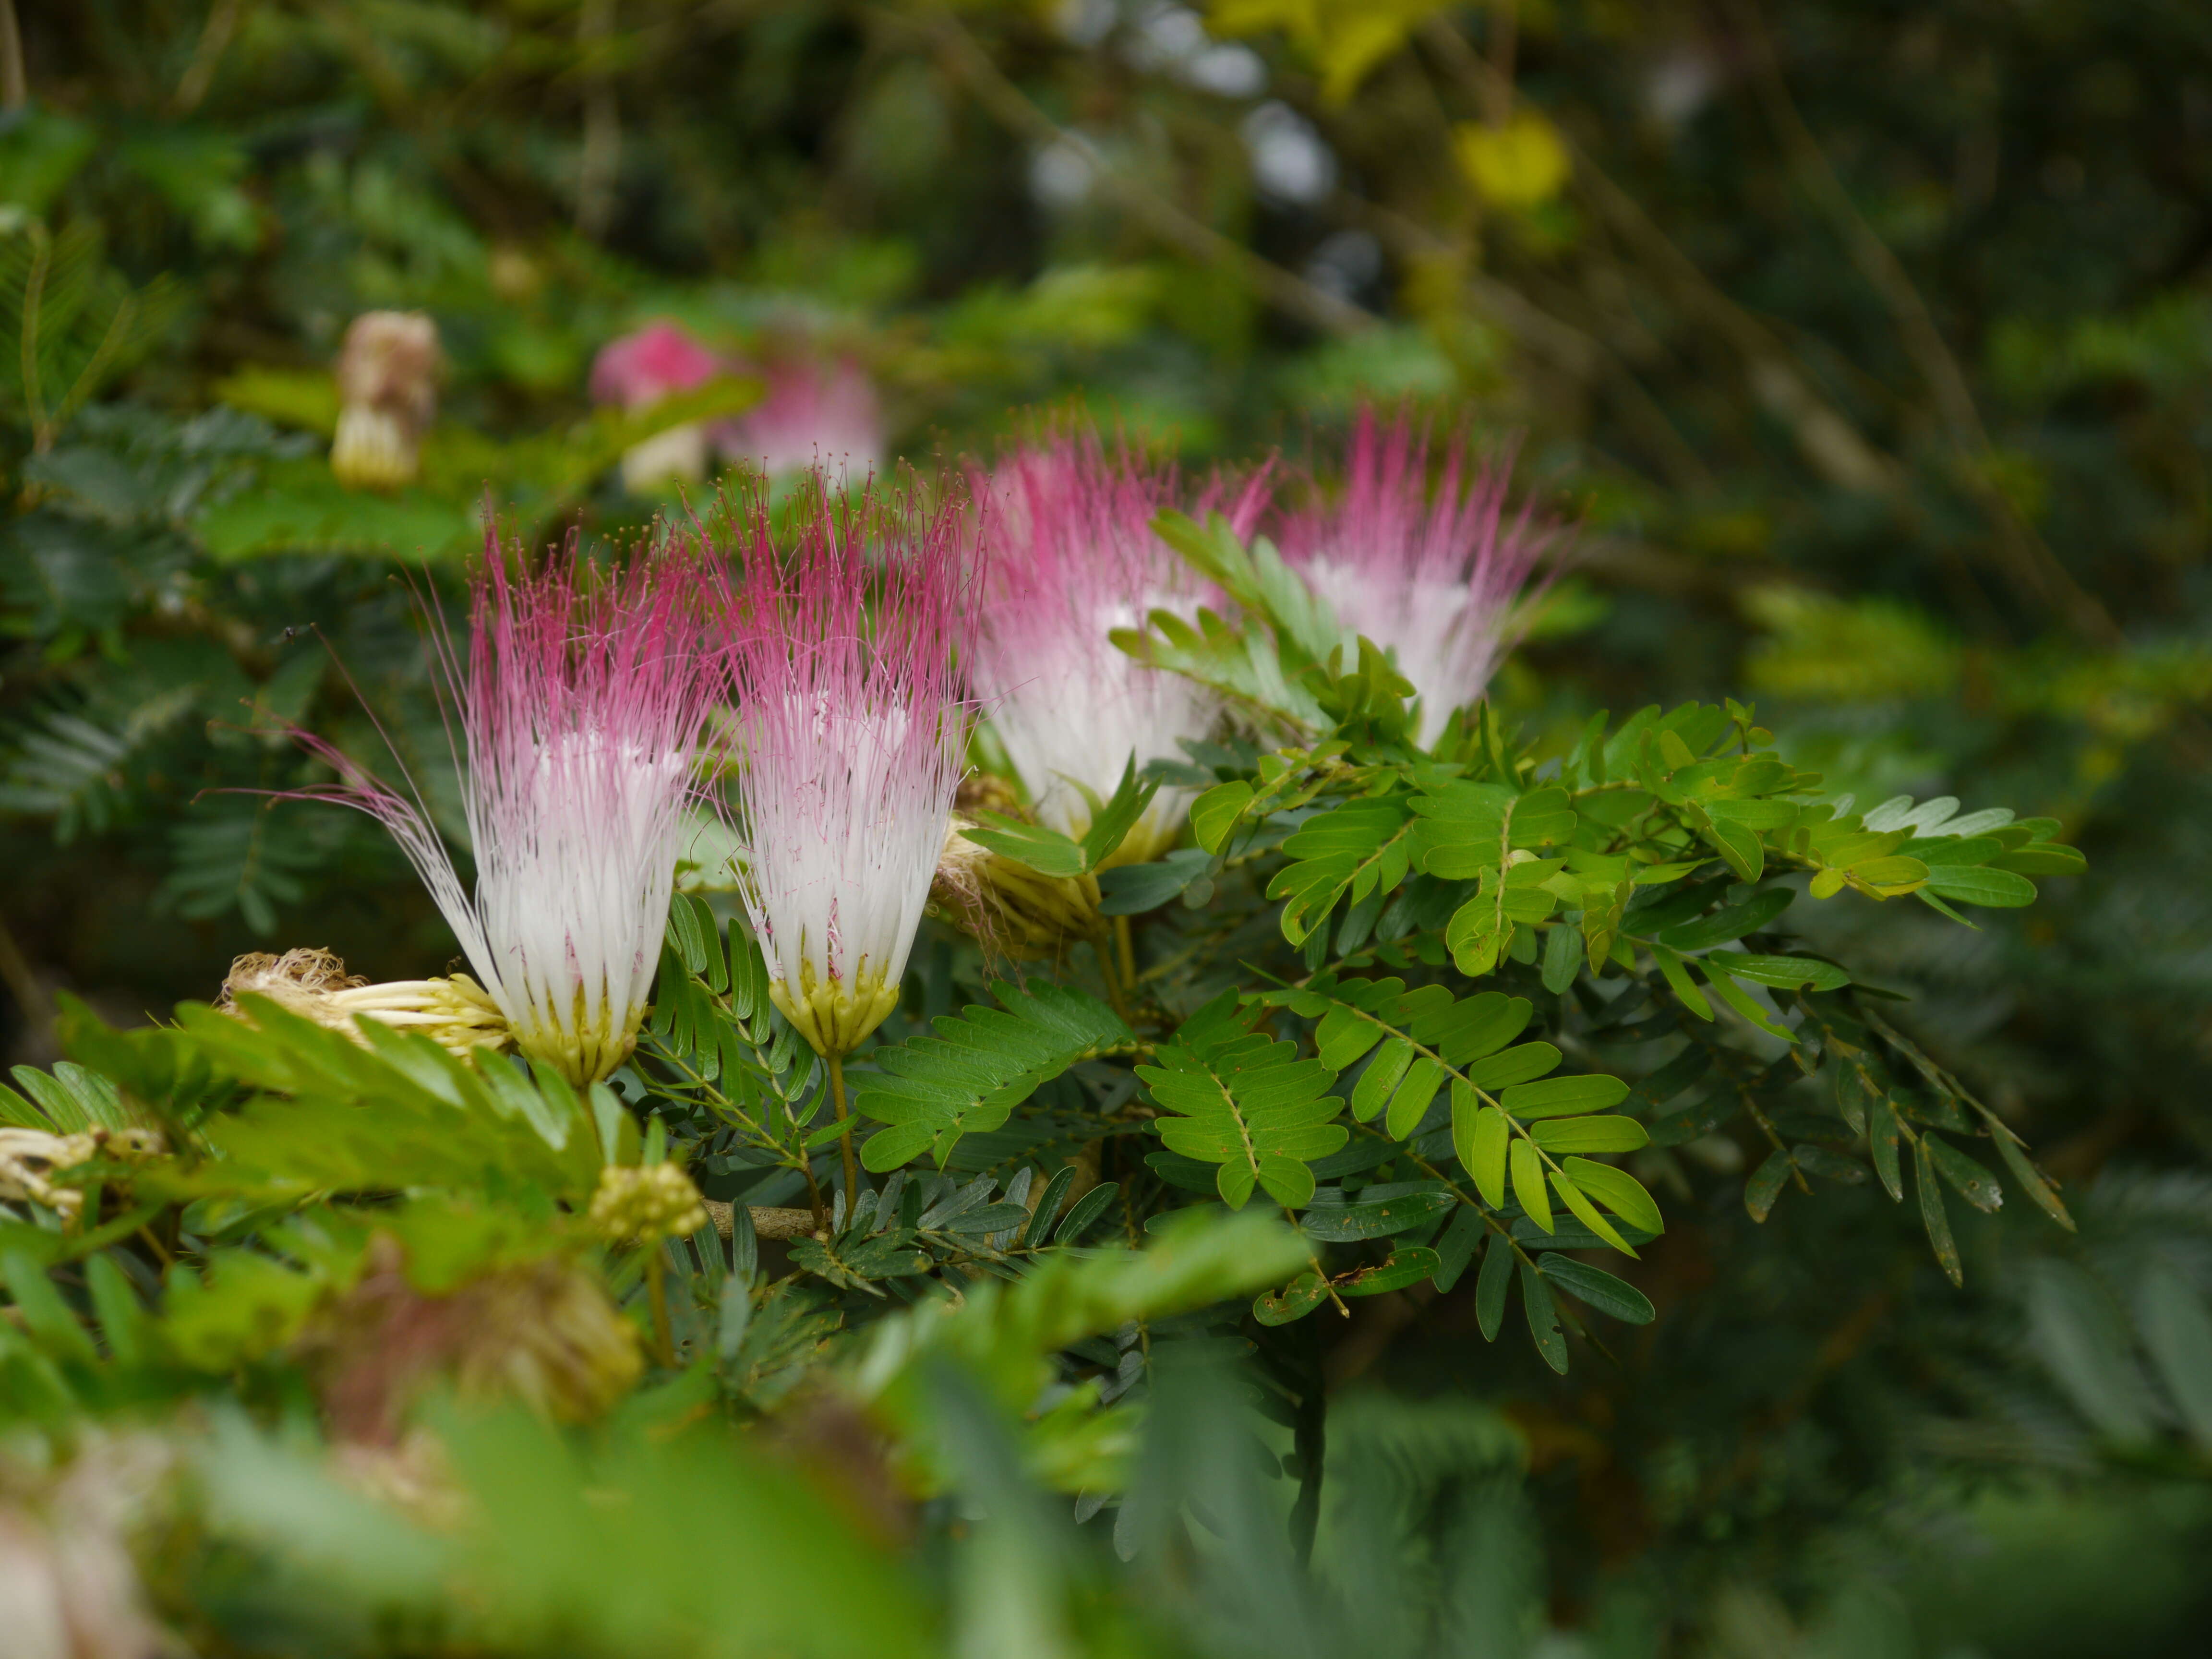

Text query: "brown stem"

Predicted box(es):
[0, 0, 24, 114]
[0, 908, 53, 1059]
[646, 1248, 676, 1366]
[829, 1050, 858, 1221]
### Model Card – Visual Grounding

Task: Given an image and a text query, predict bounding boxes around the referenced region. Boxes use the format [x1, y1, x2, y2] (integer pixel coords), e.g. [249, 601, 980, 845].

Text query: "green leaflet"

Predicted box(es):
[854, 983, 1136, 1172]
[1267, 795, 1415, 945]
[1537, 1253, 1656, 1324]
[1138, 992, 1348, 1210]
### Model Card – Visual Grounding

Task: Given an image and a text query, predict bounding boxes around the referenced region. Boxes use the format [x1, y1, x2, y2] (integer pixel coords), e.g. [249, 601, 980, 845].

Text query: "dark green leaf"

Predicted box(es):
[1537, 1254, 1656, 1324]
[1745, 1148, 1791, 1222]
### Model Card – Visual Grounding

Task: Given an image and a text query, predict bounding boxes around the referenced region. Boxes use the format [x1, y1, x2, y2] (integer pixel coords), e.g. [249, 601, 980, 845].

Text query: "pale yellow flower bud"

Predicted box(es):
[589, 1162, 710, 1249]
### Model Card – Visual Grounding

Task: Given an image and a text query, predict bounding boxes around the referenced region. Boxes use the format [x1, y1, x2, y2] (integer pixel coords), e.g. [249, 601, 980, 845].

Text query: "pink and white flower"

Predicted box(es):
[970, 434, 1226, 867]
[722, 484, 972, 1058]
[1276, 408, 1558, 745]
[590, 321, 733, 492]
[297, 532, 717, 1084]
[718, 358, 884, 483]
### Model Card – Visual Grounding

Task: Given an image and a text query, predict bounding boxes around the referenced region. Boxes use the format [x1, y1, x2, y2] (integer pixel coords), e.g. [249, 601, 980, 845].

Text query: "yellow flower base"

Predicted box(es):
[769, 964, 901, 1058]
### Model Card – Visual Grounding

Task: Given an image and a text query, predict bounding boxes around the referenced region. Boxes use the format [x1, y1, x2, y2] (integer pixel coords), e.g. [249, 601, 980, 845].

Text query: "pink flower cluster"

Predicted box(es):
[588, 321, 884, 489]
[290, 401, 1557, 1089]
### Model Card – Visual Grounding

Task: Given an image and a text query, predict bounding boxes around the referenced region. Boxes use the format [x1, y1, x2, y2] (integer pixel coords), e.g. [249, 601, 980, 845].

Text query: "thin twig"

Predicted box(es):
[1730, 1, 2119, 644]
[1416, 15, 1899, 500]
[905, 3, 1376, 339]
[0, 908, 53, 1059]
[175, 0, 248, 115]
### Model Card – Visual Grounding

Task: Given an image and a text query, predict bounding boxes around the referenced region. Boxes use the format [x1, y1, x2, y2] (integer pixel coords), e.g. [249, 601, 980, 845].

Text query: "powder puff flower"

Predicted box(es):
[331, 312, 441, 491]
[589, 321, 733, 493]
[969, 434, 1226, 869]
[719, 358, 885, 483]
[293, 532, 717, 1085]
[722, 483, 972, 1063]
[1275, 408, 1558, 745]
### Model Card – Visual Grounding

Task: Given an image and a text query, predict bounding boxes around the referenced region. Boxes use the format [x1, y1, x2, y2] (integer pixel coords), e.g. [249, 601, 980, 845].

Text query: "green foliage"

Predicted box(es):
[1, 0, 2207, 1652]
[855, 982, 1138, 1171]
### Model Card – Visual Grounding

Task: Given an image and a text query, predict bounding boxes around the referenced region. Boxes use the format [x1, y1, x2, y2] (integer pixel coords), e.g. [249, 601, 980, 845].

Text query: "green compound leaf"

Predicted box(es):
[854, 983, 1137, 1172]
[1138, 992, 1348, 1210]
[1266, 795, 1414, 945]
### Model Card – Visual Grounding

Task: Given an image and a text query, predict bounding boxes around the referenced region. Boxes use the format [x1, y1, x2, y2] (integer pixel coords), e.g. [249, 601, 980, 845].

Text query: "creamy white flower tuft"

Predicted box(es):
[290, 533, 717, 1084]
[1278, 407, 1559, 746]
[722, 482, 973, 1058]
[971, 433, 1250, 867]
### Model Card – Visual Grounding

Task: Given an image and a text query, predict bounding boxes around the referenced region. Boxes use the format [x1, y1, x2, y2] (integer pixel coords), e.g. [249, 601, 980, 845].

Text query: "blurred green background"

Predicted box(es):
[3, 1, 2211, 1652]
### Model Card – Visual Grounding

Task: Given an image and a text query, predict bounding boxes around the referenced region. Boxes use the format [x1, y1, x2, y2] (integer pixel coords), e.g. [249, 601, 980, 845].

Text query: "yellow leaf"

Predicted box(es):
[1454, 113, 1572, 211]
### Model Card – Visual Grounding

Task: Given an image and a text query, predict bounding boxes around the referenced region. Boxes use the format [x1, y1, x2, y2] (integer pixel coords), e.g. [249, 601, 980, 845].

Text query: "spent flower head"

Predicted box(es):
[331, 311, 441, 490]
[722, 479, 974, 1057]
[293, 531, 718, 1084]
[970, 432, 1221, 866]
[1276, 406, 1558, 745]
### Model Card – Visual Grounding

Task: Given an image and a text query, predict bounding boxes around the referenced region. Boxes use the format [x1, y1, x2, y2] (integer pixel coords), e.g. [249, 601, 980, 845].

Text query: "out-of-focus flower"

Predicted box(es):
[218, 946, 511, 1059]
[292, 534, 718, 1085]
[0, 1126, 162, 1223]
[303, 1235, 642, 1446]
[723, 484, 972, 1058]
[970, 433, 1217, 868]
[720, 358, 884, 483]
[331, 310, 441, 490]
[589, 1161, 709, 1247]
[590, 320, 733, 493]
[0, 1434, 177, 1659]
[1276, 408, 1558, 745]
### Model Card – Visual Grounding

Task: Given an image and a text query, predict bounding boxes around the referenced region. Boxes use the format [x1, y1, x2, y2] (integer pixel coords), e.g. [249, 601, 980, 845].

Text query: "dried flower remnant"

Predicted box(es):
[0, 1435, 178, 1659]
[721, 357, 885, 482]
[0, 1124, 160, 1222]
[591, 319, 733, 493]
[971, 433, 1218, 868]
[218, 946, 511, 1059]
[1276, 407, 1559, 745]
[330, 310, 441, 490]
[723, 484, 974, 1062]
[929, 814, 1103, 963]
[301, 1235, 642, 1448]
[292, 533, 718, 1086]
